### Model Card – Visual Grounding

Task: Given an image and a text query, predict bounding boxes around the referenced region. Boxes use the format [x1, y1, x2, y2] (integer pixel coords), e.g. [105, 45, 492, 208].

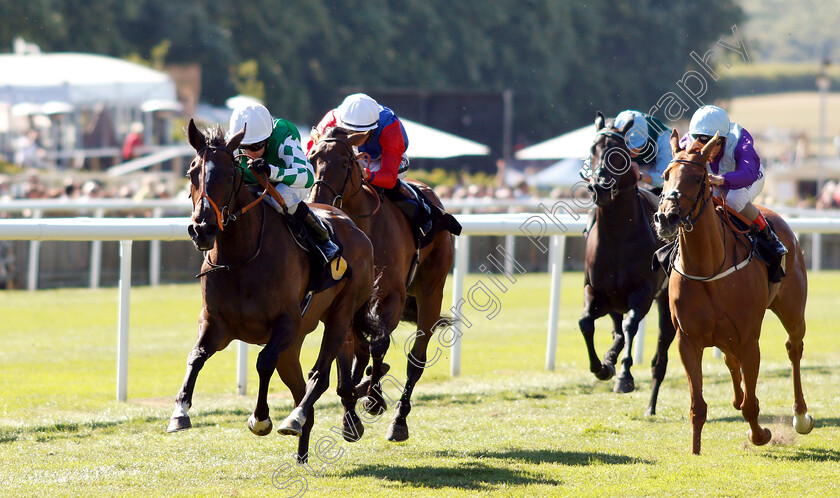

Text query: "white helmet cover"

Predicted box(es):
[688, 105, 730, 138]
[336, 93, 380, 132]
[613, 110, 648, 150]
[229, 103, 273, 144]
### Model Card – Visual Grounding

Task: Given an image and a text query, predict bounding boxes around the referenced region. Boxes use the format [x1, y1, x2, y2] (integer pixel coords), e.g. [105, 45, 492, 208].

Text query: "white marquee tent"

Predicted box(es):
[514, 124, 595, 160]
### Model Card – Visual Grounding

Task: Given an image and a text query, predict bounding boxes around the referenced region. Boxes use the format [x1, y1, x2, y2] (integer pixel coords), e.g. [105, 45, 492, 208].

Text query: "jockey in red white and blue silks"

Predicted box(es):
[306, 97, 409, 190]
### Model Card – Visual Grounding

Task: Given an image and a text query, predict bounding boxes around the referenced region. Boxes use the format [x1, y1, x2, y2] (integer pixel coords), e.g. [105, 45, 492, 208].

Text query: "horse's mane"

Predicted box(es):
[205, 124, 226, 146]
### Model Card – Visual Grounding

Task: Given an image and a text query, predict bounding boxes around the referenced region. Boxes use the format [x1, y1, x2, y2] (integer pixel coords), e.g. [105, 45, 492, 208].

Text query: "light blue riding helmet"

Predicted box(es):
[613, 110, 648, 150]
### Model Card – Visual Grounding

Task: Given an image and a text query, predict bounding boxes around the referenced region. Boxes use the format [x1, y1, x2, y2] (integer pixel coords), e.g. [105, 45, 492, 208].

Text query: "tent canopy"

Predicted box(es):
[401, 118, 490, 159]
[526, 158, 585, 188]
[0, 53, 177, 106]
[515, 124, 595, 160]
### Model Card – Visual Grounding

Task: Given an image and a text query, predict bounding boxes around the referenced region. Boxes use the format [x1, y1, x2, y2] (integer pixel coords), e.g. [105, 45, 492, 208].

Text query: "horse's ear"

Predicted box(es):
[187, 119, 206, 151]
[700, 131, 720, 160]
[346, 131, 370, 147]
[595, 111, 605, 132]
[670, 128, 682, 155]
[617, 115, 634, 135]
[226, 123, 246, 151]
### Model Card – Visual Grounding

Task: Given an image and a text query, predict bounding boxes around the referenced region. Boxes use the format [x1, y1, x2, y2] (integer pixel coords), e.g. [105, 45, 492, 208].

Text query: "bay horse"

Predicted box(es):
[653, 129, 814, 454]
[579, 112, 675, 416]
[308, 127, 456, 442]
[167, 120, 376, 463]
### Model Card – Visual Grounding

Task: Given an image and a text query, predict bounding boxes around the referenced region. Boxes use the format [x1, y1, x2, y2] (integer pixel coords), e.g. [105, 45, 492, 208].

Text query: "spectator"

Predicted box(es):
[122, 122, 145, 161]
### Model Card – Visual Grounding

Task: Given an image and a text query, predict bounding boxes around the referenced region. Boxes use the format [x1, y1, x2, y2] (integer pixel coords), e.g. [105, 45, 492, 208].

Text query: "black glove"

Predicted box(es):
[250, 158, 271, 177]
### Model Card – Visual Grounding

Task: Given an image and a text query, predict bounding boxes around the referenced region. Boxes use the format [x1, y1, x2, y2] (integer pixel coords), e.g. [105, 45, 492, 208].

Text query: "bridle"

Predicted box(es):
[191, 144, 267, 277]
[585, 129, 636, 201]
[659, 158, 710, 233]
[310, 137, 380, 218]
[192, 145, 266, 230]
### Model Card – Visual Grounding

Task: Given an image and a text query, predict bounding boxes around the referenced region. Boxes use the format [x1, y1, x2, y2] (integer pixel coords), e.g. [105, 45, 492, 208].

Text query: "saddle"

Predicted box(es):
[651, 197, 784, 283]
[261, 192, 350, 296]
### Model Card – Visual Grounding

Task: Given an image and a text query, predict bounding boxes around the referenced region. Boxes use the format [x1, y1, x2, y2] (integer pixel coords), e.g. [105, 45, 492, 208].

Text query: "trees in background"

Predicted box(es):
[1, 0, 742, 141]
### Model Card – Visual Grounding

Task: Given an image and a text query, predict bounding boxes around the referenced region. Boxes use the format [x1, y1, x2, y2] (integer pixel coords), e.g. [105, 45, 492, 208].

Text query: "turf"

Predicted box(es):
[1, 271, 839, 497]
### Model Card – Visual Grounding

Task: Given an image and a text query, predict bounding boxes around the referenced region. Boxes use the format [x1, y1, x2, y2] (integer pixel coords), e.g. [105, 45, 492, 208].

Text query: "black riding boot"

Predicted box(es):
[294, 203, 340, 263]
[759, 223, 788, 257]
[386, 181, 432, 238]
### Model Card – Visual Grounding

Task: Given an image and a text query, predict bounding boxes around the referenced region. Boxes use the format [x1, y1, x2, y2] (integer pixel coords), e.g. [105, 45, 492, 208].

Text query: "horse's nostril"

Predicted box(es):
[667, 213, 680, 225]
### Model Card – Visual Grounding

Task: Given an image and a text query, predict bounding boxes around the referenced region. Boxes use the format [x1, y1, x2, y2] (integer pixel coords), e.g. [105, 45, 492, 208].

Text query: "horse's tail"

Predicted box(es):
[400, 294, 454, 330]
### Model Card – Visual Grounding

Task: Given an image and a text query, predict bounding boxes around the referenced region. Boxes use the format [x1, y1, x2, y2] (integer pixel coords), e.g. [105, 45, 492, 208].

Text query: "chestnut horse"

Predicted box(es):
[308, 128, 456, 442]
[167, 120, 376, 463]
[579, 112, 675, 415]
[653, 129, 814, 454]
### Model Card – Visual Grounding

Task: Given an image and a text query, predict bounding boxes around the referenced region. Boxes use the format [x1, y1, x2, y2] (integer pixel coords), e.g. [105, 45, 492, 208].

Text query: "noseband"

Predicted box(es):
[586, 130, 635, 200]
[193, 145, 265, 230]
[659, 159, 710, 233]
[311, 137, 375, 216]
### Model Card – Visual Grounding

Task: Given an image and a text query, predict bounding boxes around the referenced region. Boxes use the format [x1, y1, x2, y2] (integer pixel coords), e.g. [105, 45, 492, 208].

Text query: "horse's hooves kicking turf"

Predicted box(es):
[167, 416, 191, 433]
[748, 427, 772, 446]
[386, 419, 409, 442]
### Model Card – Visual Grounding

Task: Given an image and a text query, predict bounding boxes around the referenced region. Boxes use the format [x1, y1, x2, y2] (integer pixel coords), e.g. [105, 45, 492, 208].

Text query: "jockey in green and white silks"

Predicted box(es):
[228, 103, 339, 263]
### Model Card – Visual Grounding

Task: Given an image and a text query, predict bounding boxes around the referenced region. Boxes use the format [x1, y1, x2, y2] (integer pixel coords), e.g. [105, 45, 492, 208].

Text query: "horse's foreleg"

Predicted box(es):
[387, 291, 442, 443]
[740, 339, 772, 447]
[772, 298, 814, 434]
[614, 311, 638, 393]
[249, 313, 297, 437]
[647, 295, 676, 416]
[362, 337, 391, 415]
[579, 286, 613, 380]
[273, 347, 308, 463]
[279, 315, 348, 442]
[336, 334, 364, 442]
[677, 331, 706, 455]
[168, 316, 220, 432]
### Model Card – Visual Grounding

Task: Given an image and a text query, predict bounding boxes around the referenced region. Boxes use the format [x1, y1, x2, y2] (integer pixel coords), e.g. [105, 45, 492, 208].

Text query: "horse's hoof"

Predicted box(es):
[614, 375, 635, 393]
[341, 415, 365, 442]
[794, 412, 814, 434]
[645, 407, 655, 417]
[167, 416, 192, 433]
[595, 363, 615, 381]
[353, 377, 372, 398]
[248, 414, 273, 436]
[386, 419, 409, 442]
[362, 396, 386, 415]
[278, 407, 306, 437]
[364, 363, 390, 376]
[748, 427, 772, 446]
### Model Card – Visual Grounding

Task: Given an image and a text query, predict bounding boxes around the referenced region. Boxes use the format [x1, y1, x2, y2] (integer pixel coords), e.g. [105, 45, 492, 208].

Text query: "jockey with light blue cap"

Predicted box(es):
[613, 109, 673, 194]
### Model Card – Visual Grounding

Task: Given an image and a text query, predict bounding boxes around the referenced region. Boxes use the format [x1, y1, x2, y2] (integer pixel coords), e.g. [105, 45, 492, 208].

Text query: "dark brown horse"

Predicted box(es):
[167, 120, 376, 463]
[308, 128, 456, 442]
[579, 112, 675, 416]
[653, 129, 813, 454]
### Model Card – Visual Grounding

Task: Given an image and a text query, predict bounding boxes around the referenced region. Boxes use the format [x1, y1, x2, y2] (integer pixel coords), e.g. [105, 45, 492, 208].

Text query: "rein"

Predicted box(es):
[663, 157, 754, 281]
[312, 137, 381, 218]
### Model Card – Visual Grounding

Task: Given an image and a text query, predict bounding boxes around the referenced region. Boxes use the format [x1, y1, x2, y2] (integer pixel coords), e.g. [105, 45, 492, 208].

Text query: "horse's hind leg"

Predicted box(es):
[336, 333, 364, 442]
[167, 316, 222, 432]
[647, 295, 676, 416]
[771, 297, 813, 434]
[723, 353, 744, 411]
[739, 338, 772, 447]
[579, 286, 615, 380]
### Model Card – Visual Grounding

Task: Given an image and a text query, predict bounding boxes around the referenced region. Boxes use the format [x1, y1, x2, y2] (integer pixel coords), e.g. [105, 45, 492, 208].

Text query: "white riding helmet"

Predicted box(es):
[335, 93, 380, 132]
[613, 110, 648, 150]
[688, 105, 730, 139]
[228, 103, 273, 144]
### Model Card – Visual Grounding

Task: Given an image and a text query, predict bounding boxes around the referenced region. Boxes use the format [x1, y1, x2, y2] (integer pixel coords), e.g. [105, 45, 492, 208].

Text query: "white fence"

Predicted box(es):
[3, 214, 840, 401]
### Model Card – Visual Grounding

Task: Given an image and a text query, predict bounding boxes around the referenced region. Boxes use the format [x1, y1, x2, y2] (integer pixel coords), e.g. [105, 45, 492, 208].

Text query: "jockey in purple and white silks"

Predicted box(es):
[678, 105, 787, 258]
